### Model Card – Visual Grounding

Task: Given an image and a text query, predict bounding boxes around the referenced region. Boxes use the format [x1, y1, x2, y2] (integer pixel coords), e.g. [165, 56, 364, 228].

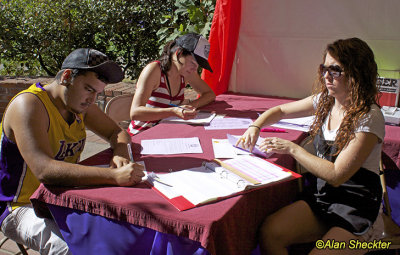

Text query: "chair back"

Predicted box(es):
[104, 94, 133, 129]
[295, 135, 315, 174]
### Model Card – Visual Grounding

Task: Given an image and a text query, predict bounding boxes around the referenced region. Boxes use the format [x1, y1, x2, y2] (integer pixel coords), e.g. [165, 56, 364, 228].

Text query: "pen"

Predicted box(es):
[127, 143, 134, 162]
[260, 128, 286, 133]
[169, 103, 185, 109]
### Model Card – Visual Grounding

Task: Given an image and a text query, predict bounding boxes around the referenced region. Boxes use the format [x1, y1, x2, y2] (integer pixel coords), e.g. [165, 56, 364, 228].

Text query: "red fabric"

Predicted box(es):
[201, 0, 242, 95]
[383, 125, 400, 170]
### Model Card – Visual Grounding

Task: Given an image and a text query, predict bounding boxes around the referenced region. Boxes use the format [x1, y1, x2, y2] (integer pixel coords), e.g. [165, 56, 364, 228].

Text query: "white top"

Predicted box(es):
[313, 94, 385, 174]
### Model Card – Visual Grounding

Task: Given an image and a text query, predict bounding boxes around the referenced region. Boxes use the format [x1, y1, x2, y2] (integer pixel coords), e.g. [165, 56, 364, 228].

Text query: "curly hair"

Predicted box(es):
[309, 38, 379, 155]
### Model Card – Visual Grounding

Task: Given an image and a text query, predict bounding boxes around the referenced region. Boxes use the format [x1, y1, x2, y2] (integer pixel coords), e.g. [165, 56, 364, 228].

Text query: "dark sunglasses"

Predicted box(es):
[319, 64, 344, 78]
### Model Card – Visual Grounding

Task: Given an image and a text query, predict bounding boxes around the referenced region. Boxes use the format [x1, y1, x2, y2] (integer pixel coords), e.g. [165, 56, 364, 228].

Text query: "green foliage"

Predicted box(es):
[157, 0, 216, 53]
[0, 0, 215, 79]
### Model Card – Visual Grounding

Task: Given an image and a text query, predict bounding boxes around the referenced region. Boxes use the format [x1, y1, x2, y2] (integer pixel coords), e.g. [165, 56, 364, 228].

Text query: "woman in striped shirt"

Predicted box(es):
[128, 33, 216, 135]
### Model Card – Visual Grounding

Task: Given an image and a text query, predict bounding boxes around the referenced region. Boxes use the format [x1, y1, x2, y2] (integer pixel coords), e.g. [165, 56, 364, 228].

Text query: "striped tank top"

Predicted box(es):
[128, 61, 185, 135]
[0, 83, 86, 224]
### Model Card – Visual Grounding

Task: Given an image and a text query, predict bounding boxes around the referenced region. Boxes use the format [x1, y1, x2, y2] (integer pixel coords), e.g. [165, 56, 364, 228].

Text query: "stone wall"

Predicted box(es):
[0, 76, 135, 120]
[0, 76, 198, 121]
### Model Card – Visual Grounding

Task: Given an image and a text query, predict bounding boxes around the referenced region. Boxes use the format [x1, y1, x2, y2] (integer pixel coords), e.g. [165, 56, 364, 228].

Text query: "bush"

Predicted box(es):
[0, 0, 215, 79]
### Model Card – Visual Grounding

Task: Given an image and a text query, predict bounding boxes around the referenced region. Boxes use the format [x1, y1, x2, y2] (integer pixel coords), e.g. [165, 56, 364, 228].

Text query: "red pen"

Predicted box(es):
[260, 128, 286, 132]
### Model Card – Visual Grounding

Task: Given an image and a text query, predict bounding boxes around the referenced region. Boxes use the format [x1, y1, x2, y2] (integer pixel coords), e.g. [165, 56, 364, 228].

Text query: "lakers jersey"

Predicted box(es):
[0, 83, 86, 224]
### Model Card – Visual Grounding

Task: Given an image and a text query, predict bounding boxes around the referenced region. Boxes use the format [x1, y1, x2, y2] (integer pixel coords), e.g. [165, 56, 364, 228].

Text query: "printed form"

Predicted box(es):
[141, 137, 203, 155]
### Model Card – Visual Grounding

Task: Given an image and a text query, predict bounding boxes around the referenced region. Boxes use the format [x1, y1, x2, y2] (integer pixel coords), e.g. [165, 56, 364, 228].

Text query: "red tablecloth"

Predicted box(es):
[30, 93, 310, 255]
[383, 125, 400, 170]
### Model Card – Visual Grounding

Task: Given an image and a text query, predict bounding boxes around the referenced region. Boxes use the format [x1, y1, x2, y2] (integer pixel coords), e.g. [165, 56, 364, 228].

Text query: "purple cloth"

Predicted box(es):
[48, 205, 209, 255]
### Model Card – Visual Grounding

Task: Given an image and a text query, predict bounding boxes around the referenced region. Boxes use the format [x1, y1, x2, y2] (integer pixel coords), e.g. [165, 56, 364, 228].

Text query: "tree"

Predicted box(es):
[0, 0, 215, 78]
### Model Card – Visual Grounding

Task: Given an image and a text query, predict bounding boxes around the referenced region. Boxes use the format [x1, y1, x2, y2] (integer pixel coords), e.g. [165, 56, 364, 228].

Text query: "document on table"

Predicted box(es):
[226, 134, 272, 158]
[160, 111, 217, 125]
[148, 155, 295, 211]
[271, 116, 315, 132]
[204, 117, 253, 130]
[212, 138, 251, 159]
[141, 137, 203, 155]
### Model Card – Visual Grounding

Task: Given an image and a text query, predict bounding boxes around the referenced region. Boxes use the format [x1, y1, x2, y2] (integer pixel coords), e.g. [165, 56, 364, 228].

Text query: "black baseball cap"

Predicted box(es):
[61, 48, 124, 83]
[176, 33, 213, 72]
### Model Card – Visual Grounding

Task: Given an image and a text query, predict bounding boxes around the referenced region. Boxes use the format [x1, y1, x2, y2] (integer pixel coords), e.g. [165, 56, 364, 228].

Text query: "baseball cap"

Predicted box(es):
[175, 33, 213, 72]
[61, 48, 124, 83]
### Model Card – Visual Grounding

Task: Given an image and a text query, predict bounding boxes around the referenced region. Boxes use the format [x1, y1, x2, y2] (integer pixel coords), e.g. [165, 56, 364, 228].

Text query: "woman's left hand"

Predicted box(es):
[110, 155, 131, 168]
[259, 137, 297, 154]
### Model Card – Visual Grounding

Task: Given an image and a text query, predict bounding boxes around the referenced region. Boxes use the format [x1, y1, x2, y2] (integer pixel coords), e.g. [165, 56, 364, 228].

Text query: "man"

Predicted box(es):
[0, 48, 144, 254]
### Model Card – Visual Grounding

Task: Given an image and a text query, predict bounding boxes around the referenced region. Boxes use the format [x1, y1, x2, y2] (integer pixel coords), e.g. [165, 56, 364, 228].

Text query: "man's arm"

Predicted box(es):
[5, 93, 143, 186]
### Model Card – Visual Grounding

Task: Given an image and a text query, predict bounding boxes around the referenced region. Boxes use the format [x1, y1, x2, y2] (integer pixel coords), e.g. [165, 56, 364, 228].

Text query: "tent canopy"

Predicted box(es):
[204, 0, 400, 99]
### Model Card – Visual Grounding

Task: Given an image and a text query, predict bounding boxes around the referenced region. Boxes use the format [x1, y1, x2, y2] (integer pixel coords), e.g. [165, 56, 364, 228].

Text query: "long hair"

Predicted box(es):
[158, 39, 192, 73]
[309, 38, 379, 155]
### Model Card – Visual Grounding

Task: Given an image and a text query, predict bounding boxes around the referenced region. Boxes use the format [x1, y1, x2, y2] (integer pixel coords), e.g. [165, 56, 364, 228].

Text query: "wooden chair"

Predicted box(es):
[104, 94, 133, 129]
[295, 135, 315, 192]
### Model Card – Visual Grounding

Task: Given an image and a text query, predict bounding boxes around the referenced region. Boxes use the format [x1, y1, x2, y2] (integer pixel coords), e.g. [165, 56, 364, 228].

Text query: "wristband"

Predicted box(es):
[248, 124, 261, 130]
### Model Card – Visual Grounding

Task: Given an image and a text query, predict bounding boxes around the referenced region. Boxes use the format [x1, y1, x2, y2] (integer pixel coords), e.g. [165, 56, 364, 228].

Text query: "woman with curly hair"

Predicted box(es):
[237, 38, 384, 254]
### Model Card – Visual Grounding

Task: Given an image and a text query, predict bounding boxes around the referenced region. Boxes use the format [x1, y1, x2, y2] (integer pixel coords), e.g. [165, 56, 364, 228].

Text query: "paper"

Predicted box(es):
[149, 155, 293, 210]
[212, 139, 251, 158]
[160, 111, 217, 125]
[227, 134, 271, 158]
[222, 155, 291, 184]
[141, 137, 203, 155]
[271, 116, 315, 132]
[204, 117, 253, 130]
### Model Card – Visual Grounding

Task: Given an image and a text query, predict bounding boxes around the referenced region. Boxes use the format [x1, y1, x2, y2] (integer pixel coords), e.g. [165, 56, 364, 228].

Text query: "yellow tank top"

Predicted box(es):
[1, 83, 86, 210]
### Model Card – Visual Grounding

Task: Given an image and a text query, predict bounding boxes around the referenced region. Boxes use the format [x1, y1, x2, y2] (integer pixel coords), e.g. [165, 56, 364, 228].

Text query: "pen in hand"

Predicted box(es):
[127, 143, 134, 162]
[169, 103, 185, 109]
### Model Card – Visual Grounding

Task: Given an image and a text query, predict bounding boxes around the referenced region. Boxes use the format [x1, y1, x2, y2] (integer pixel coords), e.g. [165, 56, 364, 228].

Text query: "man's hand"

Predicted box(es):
[112, 162, 145, 186]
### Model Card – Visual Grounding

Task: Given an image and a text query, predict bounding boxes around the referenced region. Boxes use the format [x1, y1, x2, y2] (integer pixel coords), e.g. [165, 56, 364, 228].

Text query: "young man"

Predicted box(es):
[0, 48, 144, 254]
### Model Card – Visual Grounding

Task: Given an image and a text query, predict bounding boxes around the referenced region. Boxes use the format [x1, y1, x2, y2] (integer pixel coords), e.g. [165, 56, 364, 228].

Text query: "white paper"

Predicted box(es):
[212, 139, 247, 158]
[160, 111, 216, 125]
[152, 167, 243, 205]
[271, 116, 315, 132]
[151, 155, 292, 206]
[141, 137, 203, 155]
[204, 117, 253, 130]
[223, 155, 291, 184]
[227, 134, 271, 158]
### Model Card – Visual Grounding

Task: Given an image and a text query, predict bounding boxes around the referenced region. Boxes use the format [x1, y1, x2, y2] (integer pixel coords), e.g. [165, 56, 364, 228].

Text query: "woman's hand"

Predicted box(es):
[236, 126, 261, 153]
[109, 155, 131, 168]
[173, 105, 198, 120]
[259, 137, 298, 155]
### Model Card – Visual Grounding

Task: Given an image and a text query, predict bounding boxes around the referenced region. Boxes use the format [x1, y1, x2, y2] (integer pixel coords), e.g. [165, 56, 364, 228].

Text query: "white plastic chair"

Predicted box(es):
[104, 94, 133, 129]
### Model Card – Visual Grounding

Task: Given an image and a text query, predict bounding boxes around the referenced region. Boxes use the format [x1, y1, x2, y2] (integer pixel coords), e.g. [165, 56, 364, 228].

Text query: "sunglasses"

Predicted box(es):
[319, 64, 344, 78]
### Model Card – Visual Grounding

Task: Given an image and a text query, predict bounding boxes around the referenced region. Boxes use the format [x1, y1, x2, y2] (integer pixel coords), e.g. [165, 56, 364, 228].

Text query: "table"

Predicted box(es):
[382, 125, 400, 170]
[29, 93, 313, 255]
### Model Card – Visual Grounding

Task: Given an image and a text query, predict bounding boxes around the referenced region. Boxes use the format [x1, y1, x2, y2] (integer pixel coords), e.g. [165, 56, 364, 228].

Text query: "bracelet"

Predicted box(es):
[248, 125, 261, 130]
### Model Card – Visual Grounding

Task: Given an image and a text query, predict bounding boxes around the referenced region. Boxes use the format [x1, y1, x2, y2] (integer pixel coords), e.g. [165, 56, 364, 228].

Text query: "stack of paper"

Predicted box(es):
[271, 116, 314, 132]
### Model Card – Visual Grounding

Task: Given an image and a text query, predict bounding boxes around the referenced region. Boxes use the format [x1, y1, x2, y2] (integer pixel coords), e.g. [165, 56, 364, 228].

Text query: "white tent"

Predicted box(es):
[203, 0, 400, 99]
